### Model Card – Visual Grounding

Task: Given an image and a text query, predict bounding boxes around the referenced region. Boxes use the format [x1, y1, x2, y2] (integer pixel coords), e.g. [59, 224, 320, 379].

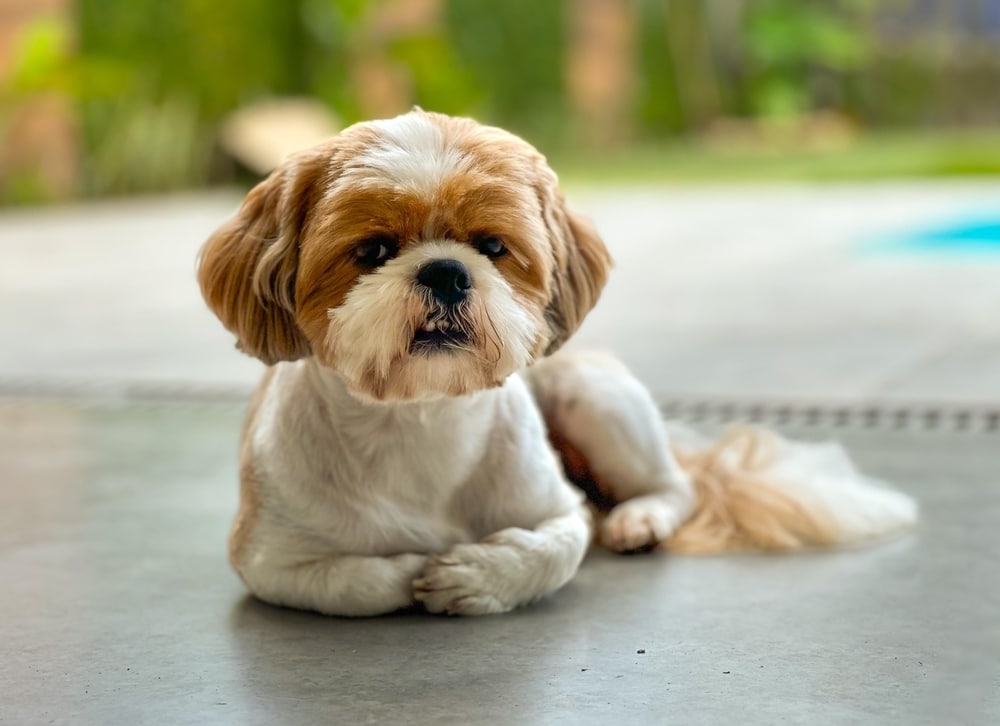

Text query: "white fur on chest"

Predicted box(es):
[250, 359, 508, 554]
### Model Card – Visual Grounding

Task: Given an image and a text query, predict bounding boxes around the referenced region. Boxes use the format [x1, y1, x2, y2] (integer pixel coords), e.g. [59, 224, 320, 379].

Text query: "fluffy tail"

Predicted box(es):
[664, 426, 918, 554]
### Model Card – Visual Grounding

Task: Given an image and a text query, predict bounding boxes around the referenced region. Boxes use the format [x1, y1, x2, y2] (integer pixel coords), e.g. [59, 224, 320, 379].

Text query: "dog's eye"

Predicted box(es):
[474, 235, 507, 259]
[354, 236, 398, 268]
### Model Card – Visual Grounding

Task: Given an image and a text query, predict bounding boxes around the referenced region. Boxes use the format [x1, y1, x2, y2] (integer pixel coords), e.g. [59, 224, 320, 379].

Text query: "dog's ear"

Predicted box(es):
[198, 149, 328, 364]
[535, 162, 612, 354]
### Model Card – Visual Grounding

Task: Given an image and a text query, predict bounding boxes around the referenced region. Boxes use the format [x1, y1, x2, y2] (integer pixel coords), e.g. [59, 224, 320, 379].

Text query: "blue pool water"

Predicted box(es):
[870, 216, 1000, 256]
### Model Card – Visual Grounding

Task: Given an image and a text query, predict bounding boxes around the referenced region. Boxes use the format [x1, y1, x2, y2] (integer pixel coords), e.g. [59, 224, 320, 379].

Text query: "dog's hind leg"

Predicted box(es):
[525, 351, 695, 553]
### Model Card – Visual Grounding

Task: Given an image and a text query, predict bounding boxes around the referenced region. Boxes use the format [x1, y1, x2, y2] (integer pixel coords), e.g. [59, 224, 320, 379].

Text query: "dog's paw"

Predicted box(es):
[412, 546, 512, 616]
[601, 495, 680, 553]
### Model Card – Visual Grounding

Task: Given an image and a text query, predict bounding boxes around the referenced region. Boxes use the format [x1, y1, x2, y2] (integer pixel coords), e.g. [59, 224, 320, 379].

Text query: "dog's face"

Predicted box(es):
[199, 110, 611, 401]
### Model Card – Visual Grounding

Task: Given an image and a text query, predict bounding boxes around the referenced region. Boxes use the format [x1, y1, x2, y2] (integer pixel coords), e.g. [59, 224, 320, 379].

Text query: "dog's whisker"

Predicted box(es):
[481, 305, 505, 365]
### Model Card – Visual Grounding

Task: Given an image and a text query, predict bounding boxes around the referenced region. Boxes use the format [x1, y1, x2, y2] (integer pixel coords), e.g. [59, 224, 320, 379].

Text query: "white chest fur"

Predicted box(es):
[250, 359, 511, 554]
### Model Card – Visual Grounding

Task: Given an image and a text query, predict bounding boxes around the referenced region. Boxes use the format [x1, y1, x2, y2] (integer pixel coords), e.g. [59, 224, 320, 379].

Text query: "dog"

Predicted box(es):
[198, 110, 917, 617]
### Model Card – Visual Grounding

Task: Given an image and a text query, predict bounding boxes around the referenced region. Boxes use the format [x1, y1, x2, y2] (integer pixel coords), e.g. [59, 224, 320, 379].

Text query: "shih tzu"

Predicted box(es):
[198, 110, 916, 617]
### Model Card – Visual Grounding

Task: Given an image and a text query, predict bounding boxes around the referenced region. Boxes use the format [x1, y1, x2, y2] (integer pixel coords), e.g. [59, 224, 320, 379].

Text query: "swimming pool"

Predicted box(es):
[870, 215, 1000, 255]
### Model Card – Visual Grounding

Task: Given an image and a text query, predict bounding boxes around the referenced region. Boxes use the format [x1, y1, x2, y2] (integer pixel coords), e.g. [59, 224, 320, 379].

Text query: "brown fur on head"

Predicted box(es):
[534, 160, 611, 354]
[197, 110, 612, 400]
[197, 148, 329, 364]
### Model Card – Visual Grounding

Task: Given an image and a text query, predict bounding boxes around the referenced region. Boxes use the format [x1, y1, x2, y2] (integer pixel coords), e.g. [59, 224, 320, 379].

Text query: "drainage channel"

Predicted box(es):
[658, 396, 1000, 434]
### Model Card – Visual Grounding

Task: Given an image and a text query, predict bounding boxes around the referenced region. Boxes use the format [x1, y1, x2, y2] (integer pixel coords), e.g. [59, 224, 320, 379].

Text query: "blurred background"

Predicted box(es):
[1, 0, 999, 407]
[3, 0, 1000, 205]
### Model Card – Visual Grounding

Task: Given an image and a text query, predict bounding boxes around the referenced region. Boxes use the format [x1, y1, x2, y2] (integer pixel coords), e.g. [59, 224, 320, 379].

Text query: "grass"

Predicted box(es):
[552, 129, 1000, 185]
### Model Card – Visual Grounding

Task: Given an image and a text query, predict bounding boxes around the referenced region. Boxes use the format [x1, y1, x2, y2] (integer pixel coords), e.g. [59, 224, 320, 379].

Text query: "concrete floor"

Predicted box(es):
[2, 182, 999, 724]
[1, 399, 996, 725]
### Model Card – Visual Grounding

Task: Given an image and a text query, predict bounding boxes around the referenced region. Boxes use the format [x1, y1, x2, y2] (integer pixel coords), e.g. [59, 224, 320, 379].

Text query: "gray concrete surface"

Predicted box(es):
[1, 399, 996, 725]
[2, 183, 999, 724]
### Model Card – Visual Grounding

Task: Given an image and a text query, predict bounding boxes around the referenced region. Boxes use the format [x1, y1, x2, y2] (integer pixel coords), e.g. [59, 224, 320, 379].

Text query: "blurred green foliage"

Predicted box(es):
[745, 0, 871, 118]
[76, 0, 307, 196]
[444, 0, 567, 139]
[2, 0, 999, 203]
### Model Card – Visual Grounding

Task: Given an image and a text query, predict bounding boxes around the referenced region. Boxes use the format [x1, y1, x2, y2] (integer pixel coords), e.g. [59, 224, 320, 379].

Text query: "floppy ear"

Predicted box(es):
[197, 149, 328, 364]
[536, 162, 613, 354]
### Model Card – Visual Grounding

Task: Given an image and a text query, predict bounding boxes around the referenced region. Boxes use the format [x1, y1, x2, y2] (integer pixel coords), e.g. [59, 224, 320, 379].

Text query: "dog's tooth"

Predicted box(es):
[424, 320, 436, 332]
[438, 320, 450, 331]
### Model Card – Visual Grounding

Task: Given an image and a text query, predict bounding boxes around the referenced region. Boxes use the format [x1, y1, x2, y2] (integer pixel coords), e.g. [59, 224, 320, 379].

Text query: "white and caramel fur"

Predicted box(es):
[199, 110, 916, 617]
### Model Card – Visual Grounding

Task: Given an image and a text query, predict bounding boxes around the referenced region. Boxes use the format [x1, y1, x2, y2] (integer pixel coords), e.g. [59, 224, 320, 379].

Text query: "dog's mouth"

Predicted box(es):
[411, 317, 470, 353]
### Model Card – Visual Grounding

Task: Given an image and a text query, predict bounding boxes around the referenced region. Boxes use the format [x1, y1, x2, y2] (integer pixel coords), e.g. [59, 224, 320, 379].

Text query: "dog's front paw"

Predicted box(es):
[601, 495, 681, 553]
[413, 546, 512, 616]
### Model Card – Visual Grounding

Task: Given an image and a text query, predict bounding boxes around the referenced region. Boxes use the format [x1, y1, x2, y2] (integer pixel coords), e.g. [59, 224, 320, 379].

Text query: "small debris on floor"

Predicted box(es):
[723, 671, 731, 674]
[636, 648, 646, 654]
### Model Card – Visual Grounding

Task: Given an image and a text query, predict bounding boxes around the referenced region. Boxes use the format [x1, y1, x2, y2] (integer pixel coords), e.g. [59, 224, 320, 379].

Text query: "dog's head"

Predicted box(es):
[198, 110, 611, 401]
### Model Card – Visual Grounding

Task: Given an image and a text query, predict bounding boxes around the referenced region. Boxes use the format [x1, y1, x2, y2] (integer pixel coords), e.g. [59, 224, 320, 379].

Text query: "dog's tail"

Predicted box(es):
[663, 425, 918, 554]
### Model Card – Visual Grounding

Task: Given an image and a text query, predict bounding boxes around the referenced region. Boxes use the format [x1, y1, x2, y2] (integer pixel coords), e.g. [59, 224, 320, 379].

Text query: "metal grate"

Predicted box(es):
[658, 396, 1000, 434]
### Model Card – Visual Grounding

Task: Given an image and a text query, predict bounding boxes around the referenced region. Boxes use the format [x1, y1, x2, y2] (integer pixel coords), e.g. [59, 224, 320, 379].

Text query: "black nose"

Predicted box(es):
[416, 259, 472, 306]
